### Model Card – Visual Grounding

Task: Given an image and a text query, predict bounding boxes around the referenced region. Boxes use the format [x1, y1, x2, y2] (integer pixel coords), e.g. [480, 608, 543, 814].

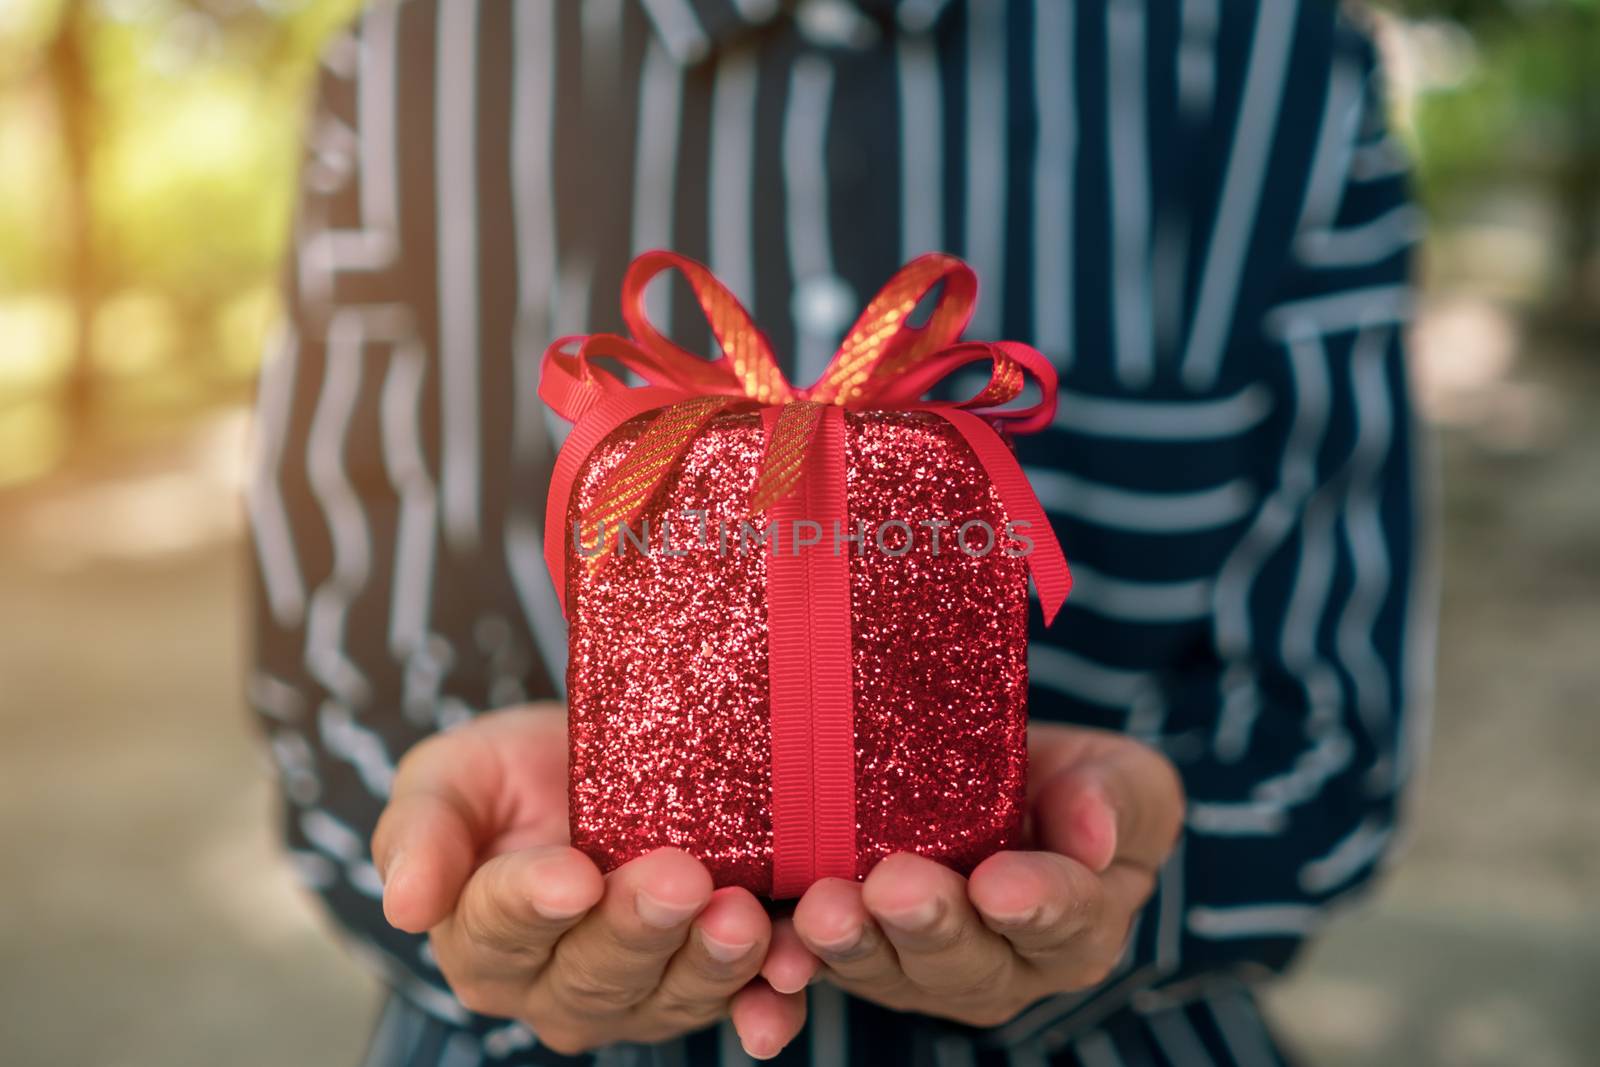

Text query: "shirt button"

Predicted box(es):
[795, 0, 880, 50]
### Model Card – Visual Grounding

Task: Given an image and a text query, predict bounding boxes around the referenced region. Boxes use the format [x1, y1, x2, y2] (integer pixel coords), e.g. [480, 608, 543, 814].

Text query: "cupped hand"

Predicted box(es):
[760, 723, 1185, 1028]
[372, 704, 805, 1058]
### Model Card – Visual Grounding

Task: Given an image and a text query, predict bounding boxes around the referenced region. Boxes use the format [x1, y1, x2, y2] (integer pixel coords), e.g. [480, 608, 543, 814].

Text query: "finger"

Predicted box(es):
[761, 917, 822, 995]
[431, 845, 603, 986]
[539, 847, 713, 1013]
[1034, 739, 1184, 875]
[1029, 767, 1118, 872]
[374, 733, 505, 933]
[646, 887, 771, 1024]
[859, 853, 1016, 997]
[791, 877, 905, 993]
[729, 980, 807, 1061]
[966, 850, 1106, 961]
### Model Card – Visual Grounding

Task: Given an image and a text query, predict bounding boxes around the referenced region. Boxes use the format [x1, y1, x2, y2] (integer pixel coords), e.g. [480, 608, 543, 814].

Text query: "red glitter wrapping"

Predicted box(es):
[566, 410, 1031, 897]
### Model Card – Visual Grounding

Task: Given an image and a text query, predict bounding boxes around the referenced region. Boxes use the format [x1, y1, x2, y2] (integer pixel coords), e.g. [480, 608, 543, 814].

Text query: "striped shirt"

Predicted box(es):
[247, 1, 1433, 1064]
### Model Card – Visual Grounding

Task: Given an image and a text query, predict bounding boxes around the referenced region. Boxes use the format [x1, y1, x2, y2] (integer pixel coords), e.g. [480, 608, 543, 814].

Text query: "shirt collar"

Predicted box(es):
[640, 0, 954, 65]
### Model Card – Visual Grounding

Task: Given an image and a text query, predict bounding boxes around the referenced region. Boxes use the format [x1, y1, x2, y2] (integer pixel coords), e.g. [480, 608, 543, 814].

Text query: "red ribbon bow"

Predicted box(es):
[540, 250, 1071, 623]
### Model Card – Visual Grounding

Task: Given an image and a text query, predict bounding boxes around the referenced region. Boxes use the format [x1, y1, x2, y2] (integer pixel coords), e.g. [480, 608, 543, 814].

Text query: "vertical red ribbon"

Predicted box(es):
[763, 406, 857, 898]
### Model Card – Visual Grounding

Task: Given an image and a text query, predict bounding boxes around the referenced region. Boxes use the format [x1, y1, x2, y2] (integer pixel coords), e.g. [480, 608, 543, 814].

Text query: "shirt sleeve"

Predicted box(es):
[635, 0, 785, 64]
[635, 0, 957, 63]
[1007, 17, 1435, 1049]
[245, 13, 564, 1056]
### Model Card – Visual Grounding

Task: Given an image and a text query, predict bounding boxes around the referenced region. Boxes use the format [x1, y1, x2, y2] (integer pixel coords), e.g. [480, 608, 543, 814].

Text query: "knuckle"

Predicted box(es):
[1085, 910, 1136, 980]
[457, 897, 517, 952]
[653, 983, 726, 1026]
[921, 914, 971, 955]
[1074, 943, 1120, 988]
[650, 996, 725, 1036]
[648, 985, 701, 1020]
[921, 950, 1007, 999]
[551, 952, 629, 1008]
[1061, 886, 1102, 933]
[392, 735, 445, 785]
[969, 951, 1015, 994]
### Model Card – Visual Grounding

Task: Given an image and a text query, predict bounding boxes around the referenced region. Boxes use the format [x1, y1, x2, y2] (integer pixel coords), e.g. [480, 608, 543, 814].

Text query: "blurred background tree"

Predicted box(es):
[1383, 0, 1600, 317]
[0, 0, 1595, 489]
[0, 0, 355, 485]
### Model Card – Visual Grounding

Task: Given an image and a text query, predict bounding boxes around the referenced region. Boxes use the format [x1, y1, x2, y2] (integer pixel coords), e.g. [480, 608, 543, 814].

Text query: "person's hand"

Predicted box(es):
[761, 723, 1184, 1028]
[372, 704, 806, 1058]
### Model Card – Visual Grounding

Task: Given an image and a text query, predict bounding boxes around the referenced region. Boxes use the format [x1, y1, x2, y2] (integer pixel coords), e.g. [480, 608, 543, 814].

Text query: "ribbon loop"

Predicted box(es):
[622, 250, 794, 406]
[540, 251, 1071, 622]
[866, 340, 1059, 432]
[807, 254, 979, 406]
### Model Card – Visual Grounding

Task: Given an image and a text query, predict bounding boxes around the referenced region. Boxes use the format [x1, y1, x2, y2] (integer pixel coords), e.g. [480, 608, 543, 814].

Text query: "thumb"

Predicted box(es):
[1032, 765, 1119, 872]
[372, 729, 508, 933]
[1032, 735, 1184, 875]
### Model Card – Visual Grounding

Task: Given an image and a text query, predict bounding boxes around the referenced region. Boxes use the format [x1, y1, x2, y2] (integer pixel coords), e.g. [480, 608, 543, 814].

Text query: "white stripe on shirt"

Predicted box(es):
[632, 33, 685, 331]
[1263, 283, 1412, 340]
[897, 31, 944, 260]
[436, 0, 483, 549]
[1032, 0, 1075, 363]
[506, 0, 569, 691]
[1107, 0, 1155, 387]
[1053, 383, 1272, 439]
[964, 0, 1007, 338]
[304, 312, 374, 705]
[248, 323, 307, 627]
[1210, 331, 1331, 761]
[1058, 562, 1213, 623]
[1025, 466, 1257, 532]
[1296, 203, 1424, 268]
[379, 340, 437, 660]
[1338, 325, 1399, 756]
[639, 0, 711, 64]
[710, 46, 762, 305]
[1181, 0, 1300, 389]
[1029, 645, 1153, 708]
[784, 53, 844, 382]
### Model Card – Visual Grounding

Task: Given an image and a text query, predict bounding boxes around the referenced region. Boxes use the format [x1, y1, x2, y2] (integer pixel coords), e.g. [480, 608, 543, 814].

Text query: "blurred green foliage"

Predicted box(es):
[1381, 0, 1600, 305]
[0, 0, 358, 482]
[2, 1, 357, 291]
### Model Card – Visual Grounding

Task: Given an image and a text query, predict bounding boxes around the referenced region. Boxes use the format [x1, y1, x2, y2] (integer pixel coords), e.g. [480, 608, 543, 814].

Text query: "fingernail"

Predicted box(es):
[636, 889, 700, 929]
[700, 929, 755, 963]
[1075, 782, 1118, 863]
[530, 895, 590, 923]
[982, 904, 1041, 927]
[877, 897, 940, 933]
[811, 927, 864, 959]
[381, 851, 405, 887]
[742, 1032, 778, 1061]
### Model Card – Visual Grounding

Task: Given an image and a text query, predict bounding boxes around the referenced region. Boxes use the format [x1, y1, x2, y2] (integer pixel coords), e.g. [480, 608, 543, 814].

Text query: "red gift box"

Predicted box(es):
[540, 252, 1070, 898]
